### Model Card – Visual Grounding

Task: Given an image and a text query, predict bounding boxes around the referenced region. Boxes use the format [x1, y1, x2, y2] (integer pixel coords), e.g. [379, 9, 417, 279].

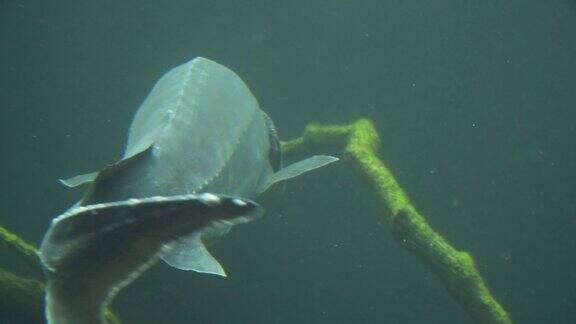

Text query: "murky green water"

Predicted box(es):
[1, 1, 575, 323]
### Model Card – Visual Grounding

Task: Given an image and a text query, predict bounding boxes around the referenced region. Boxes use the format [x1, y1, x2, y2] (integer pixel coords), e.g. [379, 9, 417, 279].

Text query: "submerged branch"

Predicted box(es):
[0, 267, 44, 323]
[283, 119, 512, 324]
[0, 225, 122, 324]
[1, 118, 511, 323]
[0, 226, 42, 277]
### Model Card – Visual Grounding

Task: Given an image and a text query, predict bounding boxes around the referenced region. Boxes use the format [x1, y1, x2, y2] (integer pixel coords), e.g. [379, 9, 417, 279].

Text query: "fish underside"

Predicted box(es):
[39, 57, 338, 324]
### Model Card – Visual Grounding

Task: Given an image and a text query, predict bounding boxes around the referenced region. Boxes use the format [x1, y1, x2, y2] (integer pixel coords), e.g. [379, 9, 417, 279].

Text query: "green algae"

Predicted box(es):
[0, 225, 122, 324]
[1, 117, 512, 323]
[0, 267, 44, 323]
[283, 118, 512, 324]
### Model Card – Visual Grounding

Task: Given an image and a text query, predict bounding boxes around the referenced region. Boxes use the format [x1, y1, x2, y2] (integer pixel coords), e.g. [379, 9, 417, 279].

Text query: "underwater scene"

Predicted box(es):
[1, 1, 575, 323]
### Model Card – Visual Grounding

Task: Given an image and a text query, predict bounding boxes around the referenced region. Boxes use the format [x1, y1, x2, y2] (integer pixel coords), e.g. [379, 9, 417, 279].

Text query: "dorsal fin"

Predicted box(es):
[80, 146, 154, 206]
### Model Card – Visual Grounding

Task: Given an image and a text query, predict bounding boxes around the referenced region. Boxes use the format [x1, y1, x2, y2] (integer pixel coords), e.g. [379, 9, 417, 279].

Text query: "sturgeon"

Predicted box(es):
[40, 57, 337, 323]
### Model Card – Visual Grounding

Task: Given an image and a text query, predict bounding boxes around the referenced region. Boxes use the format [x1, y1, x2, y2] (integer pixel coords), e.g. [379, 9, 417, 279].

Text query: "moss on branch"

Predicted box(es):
[283, 118, 512, 324]
[2, 117, 511, 324]
[0, 225, 121, 324]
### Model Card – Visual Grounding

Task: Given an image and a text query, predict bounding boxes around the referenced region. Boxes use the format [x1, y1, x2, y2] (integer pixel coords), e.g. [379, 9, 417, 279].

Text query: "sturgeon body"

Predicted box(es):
[40, 57, 337, 323]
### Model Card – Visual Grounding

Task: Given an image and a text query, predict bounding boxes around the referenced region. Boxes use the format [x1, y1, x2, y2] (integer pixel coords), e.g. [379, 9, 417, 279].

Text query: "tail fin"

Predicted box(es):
[40, 193, 260, 324]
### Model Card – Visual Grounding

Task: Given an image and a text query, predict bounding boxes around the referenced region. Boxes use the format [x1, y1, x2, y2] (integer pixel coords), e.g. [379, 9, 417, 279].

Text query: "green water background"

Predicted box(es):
[1, 1, 575, 323]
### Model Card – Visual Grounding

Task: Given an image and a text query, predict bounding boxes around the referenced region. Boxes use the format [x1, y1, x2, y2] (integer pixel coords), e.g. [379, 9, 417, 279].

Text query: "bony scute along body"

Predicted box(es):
[39, 57, 338, 324]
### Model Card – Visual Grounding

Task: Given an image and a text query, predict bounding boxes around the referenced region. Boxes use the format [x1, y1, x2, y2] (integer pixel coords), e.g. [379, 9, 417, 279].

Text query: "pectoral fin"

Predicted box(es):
[258, 155, 339, 194]
[59, 172, 99, 188]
